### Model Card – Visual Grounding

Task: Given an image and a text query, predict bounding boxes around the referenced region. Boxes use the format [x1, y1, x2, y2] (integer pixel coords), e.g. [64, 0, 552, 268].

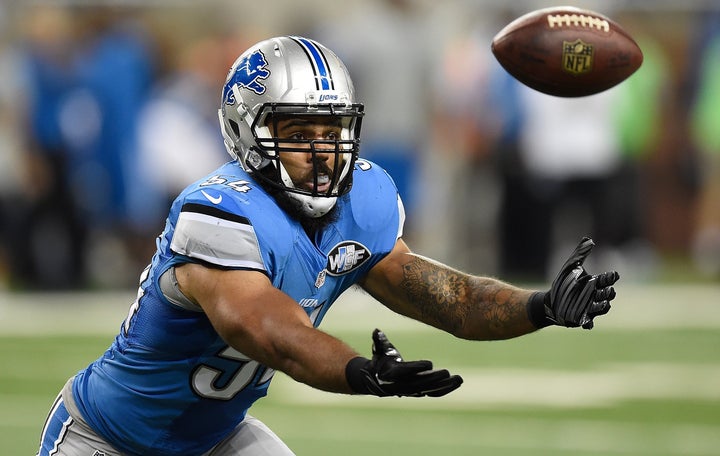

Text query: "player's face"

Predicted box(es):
[271, 116, 345, 194]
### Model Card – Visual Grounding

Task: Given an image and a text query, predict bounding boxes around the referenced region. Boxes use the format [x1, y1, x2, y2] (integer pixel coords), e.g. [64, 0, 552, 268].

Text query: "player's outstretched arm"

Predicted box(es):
[174, 263, 460, 397]
[360, 237, 619, 340]
[175, 263, 361, 394]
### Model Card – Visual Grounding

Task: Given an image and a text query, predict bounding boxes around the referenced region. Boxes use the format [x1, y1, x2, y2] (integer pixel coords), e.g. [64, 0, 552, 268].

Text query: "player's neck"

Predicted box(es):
[253, 171, 339, 237]
[299, 209, 338, 239]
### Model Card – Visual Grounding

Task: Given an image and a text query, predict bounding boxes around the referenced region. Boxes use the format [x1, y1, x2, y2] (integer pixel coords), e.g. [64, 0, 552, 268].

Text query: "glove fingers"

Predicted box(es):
[553, 273, 593, 325]
[423, 374, 464, 397]
[595, 270, 620, 288]
[579, 290, 614, 328]
[566, 277, 597, 324]
[575, 276, 616, 326]
[392, 369, 459, 396]
[589, 299, 611, 317]
[587, 273, 617, 321]
[594, 286, 616, 303]
[561, 271, 618, 326]
[380, 359, 434, 380]
[580, 300, 611, 330]
[553, 271, 581, 318]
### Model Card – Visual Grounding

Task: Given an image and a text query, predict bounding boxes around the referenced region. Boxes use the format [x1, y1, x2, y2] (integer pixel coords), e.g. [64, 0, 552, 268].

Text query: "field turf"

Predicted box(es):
[2, 284, 719, 455]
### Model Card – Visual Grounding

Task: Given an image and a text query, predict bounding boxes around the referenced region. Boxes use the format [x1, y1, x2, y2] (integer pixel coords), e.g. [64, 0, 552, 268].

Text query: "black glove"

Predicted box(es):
[345, 329, 463, 397]
[529, 237, 619, 330]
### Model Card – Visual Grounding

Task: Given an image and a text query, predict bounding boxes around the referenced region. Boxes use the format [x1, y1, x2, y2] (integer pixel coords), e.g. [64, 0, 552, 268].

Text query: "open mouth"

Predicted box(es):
[308, 174, 331, 193]
[296, 172, 332, 194]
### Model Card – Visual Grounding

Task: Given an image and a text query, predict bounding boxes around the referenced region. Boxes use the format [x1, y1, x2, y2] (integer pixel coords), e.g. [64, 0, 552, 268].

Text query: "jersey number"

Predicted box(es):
[191, 346, 275, 401]
[200, 175, 251, 193]
[355, 158, 372, 171]
[124, 267, 274, 401]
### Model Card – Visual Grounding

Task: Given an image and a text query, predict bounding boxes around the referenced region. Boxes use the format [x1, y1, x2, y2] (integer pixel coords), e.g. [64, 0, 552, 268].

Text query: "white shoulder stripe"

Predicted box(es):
[397, 195, 405, 239]
[171, 211, 266, 270]
[178, 211, 256, 233]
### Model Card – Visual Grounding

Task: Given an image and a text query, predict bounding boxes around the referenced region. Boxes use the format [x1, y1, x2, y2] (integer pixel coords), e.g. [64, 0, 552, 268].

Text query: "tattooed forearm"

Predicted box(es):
[400, 258, 468, 332]
[400, 255, 535, 340]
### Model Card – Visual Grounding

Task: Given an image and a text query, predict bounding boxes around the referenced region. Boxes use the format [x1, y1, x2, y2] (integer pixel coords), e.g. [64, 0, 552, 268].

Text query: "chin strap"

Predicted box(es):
[288, 192, 338, 218]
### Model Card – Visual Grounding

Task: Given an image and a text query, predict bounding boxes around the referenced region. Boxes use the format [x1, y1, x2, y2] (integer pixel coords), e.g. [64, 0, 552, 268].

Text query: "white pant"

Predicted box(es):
[37, 378, 295, 456]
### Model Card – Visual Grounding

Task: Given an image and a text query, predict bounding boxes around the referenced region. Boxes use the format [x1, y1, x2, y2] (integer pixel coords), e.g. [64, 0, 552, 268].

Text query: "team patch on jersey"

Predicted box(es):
[325, 241, 371, 276]
[171, 203, 265, 270]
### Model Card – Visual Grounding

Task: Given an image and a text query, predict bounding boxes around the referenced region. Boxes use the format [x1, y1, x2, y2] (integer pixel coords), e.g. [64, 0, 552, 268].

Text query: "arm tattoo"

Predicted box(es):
[400, 255, 529, 338]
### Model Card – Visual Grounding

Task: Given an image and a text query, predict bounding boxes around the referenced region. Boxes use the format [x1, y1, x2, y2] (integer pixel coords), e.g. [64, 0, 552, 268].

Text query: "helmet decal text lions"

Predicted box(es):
[223, 49, 270, 102]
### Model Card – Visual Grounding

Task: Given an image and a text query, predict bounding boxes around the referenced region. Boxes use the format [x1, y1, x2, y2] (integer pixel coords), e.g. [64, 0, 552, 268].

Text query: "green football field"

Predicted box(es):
[2, 284, 719, 455]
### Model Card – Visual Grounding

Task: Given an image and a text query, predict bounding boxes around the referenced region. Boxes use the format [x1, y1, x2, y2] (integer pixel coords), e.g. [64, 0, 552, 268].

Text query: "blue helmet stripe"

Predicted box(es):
[291, 36, 333, 90]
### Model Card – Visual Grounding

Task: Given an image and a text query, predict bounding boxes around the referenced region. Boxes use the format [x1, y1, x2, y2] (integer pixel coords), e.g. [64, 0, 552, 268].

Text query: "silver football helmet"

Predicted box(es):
[219, 36, 364, 218]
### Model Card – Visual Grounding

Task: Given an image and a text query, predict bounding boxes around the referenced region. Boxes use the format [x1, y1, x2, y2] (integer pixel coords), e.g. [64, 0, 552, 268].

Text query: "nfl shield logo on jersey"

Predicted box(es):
[92, 451, 106, 456]
[315, 269, 327, 288]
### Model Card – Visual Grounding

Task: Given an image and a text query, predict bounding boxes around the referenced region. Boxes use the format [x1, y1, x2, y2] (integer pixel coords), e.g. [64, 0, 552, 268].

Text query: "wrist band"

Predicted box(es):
[345, 356, 372, 394]
[527, 291, 553, 328]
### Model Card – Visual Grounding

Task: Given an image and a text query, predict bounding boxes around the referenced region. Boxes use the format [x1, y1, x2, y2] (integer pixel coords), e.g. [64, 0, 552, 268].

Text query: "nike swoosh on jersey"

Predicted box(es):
[200, 190, 223, 205]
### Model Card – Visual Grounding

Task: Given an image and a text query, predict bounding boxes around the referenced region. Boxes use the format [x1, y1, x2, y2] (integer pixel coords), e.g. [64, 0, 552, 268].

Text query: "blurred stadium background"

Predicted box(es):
[0, 0, 718, 454]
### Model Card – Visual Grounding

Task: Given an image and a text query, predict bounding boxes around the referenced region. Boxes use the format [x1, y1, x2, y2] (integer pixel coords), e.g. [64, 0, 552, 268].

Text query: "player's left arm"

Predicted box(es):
[360, 237, 619, 340]
[360, 239, 536, 340]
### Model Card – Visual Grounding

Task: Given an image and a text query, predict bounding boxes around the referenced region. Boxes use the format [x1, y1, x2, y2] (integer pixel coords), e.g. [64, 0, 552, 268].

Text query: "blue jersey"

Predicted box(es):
[71, 159, 404, 456]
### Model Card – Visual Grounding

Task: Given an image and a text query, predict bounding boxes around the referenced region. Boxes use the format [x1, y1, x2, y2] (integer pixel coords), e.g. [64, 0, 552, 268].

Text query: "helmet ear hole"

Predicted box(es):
[228, 119, 240, 137]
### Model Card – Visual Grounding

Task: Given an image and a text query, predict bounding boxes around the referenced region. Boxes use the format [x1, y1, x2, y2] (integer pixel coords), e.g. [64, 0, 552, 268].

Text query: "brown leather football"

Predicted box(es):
[491, 7, 643, 97]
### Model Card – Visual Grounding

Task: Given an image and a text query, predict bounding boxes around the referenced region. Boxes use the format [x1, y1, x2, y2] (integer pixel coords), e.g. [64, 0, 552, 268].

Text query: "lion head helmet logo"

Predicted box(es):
[223, 49, 271, 104]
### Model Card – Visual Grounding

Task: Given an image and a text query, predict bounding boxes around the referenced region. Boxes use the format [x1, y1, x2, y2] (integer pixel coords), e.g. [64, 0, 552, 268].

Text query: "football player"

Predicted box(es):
[37, 36, 619, 456]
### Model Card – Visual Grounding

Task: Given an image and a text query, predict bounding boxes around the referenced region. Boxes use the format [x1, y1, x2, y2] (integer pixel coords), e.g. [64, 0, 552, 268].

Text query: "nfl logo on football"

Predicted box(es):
[562, 39, 594, 75]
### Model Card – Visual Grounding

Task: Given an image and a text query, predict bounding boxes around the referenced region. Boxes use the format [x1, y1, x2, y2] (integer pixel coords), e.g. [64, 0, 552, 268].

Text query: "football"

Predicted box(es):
[491, 6, 643, 97]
